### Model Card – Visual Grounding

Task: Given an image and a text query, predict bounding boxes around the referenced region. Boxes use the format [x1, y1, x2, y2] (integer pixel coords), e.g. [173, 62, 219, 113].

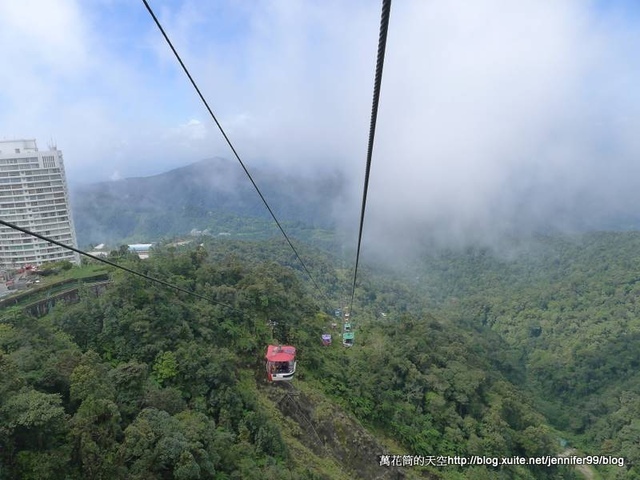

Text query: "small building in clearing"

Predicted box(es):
[128, 244, 153, 259]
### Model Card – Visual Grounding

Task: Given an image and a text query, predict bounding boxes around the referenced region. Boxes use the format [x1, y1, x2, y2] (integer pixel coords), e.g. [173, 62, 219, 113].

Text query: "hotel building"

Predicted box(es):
[0, 139, 80, 268]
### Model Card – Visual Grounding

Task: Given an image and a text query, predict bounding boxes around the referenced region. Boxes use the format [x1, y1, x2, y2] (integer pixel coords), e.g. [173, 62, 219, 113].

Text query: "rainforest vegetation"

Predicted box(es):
[1, 232, 638, 479]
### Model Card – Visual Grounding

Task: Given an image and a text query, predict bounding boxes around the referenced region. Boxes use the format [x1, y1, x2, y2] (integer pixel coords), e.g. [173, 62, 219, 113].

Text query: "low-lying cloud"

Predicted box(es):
[360, 0, 640, 254]
[2, 0, 640, 255]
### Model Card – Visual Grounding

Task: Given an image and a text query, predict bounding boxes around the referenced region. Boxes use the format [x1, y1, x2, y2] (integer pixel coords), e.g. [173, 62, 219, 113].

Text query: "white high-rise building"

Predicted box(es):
[0, 139, 80, 268]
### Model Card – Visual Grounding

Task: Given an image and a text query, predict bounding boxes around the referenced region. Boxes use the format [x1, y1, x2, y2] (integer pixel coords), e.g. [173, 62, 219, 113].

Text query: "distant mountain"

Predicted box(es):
[70, 158, 347, 246]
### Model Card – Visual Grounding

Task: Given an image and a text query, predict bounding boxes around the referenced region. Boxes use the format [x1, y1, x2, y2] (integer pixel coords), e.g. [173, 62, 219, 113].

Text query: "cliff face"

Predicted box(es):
[262, 382, 438, 480]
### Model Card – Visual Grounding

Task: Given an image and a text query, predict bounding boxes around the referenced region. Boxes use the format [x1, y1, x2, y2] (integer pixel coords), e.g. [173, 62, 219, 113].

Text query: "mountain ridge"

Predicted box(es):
[71, 158, 348, 246]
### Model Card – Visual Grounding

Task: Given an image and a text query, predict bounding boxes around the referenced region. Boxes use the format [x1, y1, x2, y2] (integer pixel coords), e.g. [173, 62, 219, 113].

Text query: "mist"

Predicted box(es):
[357, 0, 640, 258]
[2, 1, 640, 258]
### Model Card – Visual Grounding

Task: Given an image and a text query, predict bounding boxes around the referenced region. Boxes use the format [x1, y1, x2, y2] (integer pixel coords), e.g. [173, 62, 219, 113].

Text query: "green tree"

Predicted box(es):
[152, 351, 178, 386]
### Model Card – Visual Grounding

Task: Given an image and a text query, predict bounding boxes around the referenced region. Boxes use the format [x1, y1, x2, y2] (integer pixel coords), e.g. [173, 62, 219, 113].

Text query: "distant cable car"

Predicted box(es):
[343, 319, 354, 346]
[343, 332, 355, 347]
[322, 334, 332, 346]
[265, 345, 297, 382]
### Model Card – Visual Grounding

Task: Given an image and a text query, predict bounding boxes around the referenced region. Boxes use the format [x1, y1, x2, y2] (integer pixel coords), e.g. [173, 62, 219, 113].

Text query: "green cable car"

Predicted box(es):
[343, 321, 354, 346]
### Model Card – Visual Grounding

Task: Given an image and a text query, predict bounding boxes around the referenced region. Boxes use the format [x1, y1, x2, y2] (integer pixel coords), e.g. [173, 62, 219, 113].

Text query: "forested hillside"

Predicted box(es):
[0, 237, 596, 479]
[404, 232, 640, 478]
[70, 158, 346, 247]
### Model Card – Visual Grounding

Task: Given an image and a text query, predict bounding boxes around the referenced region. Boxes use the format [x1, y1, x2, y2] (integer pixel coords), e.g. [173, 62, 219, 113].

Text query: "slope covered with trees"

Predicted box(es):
[405, 232, 640, 478]
[0, 238, 589, 479]
[70, 158, 347, 247]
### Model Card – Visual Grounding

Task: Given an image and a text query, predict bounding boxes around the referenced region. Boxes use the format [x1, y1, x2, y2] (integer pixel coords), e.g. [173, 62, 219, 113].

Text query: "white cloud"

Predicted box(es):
[176, 119, 207, 141]
[0, 0, 89, 72]
[358, 0, 640, 250]
[2, 0, 640, 247]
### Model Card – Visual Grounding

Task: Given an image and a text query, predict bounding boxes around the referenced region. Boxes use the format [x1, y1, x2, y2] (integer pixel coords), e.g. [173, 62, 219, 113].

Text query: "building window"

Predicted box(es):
[42, 156, 56, 168]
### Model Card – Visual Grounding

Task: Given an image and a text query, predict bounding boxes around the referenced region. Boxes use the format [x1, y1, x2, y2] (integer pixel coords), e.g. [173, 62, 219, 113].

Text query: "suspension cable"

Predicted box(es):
[349, 0, 392, 316]
[141, 0, 328, 301]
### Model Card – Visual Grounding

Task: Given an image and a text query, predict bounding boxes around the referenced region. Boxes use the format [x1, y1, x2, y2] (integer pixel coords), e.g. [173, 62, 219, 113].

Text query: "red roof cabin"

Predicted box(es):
[265, 345, 297, 382]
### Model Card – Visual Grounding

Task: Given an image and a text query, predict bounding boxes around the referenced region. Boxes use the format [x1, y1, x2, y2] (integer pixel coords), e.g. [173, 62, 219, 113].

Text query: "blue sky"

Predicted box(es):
[2, 0, 640, 245]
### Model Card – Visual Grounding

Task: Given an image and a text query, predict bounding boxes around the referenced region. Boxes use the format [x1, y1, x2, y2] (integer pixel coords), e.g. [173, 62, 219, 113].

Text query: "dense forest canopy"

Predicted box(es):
[1, 233, 638, 479]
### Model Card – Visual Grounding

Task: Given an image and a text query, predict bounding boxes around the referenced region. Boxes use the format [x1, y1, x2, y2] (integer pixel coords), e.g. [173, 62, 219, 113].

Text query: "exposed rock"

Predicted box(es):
[265, 384, 437, 480]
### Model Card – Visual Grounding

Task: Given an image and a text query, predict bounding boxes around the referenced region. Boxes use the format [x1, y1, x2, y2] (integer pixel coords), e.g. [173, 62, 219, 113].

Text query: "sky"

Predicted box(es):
[2, 0, 640, 250]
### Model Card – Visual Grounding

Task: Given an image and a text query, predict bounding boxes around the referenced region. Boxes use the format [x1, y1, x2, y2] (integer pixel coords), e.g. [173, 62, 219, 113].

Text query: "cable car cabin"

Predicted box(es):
[343, 332, 355, 347]
[322, 334, 332, 346]
[343, 322, 352, 332]
[265, 345, 297, 382]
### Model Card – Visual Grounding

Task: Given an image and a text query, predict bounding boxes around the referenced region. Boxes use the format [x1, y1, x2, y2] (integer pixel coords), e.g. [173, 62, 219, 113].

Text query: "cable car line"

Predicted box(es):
[3, 2, 393, 390]
[141, 0, 328, 303]
[0, 219, 239, 313]
[349, 0, 392, 317]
